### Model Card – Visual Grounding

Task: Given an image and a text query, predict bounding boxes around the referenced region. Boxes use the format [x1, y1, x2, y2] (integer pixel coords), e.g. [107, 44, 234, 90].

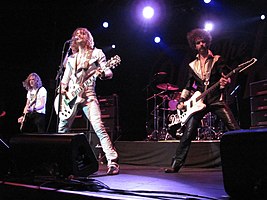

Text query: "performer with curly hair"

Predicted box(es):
[164, 28, 240, 173]
[18, 73, 47, 133]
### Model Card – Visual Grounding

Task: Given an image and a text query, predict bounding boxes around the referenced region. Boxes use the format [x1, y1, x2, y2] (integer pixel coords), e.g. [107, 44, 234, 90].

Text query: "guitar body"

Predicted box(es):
[54, 93, 85, 120]
[178, 91, 206, 125]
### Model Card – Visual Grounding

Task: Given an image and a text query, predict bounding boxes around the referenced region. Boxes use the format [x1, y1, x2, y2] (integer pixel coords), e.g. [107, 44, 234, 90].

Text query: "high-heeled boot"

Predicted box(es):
[164, 159, 183, 173]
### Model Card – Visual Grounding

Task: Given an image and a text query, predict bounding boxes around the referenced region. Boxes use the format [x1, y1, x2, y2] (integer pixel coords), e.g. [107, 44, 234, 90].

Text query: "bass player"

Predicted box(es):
[164, 28, 240, 173]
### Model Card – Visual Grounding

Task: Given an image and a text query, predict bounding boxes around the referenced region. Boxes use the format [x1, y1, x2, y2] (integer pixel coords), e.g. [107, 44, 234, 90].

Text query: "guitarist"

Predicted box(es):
[57, 27, 119, 175]
[165, 28, 240, 173]
[18, 73, 47, 133]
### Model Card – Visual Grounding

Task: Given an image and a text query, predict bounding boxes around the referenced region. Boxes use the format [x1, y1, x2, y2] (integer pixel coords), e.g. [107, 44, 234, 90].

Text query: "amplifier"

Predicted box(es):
[250, 79, 267, 97]
[250, 79, 267, 128]
[70, 94, 120, 141]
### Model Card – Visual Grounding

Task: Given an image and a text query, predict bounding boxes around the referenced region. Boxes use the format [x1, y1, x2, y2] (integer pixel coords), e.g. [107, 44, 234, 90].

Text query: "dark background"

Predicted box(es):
[0, 0, 266, 141]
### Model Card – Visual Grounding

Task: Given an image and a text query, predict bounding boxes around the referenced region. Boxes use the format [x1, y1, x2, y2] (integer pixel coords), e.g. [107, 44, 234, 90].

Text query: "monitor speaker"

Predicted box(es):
[220, 128, 267, 199]
[9, 133, 98, 178]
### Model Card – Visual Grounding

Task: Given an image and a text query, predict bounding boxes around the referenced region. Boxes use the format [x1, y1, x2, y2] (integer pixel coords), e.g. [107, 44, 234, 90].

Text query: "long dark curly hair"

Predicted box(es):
[22, 73, 43, 91]
[187, 28, 212, 50]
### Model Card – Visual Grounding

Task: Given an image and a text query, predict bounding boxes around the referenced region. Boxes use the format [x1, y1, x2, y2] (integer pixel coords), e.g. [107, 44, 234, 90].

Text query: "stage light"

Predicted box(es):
[154, 36, 161, 43]
[142, 6, 154, 19]
[111, 44, 116, 49]
[131, 0, 166, 29]
[261, 14, 265, 20]
[204, 0, 212, 4]
[204, 22, 214, 31]
[103, 22, 109, 28]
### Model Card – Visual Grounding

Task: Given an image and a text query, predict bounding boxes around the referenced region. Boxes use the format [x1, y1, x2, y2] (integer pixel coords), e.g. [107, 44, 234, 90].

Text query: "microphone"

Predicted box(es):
[66, 36, 79, 43]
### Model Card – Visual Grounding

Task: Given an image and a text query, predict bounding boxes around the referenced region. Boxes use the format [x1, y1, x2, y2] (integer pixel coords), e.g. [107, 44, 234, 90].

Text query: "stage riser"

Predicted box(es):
[114, 141, 221, 168]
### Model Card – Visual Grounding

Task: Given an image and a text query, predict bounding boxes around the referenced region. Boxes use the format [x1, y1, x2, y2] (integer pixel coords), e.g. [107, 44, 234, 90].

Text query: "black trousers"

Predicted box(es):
[173, 101, 240, 164]
[22, 112, 46, 133]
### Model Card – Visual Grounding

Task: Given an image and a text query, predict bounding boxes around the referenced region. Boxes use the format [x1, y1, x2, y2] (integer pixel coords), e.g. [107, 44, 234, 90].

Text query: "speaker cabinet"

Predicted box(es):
[220, 128, 267, 199]
[250, 79, 267, 128]
[9, 133, 98, 178]
[70, 94, 120, 142]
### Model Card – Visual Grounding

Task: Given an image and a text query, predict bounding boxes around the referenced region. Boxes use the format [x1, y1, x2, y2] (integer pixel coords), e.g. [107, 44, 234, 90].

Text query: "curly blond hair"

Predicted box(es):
[22, 73, 43, 91]
[70, 27, 94, 53]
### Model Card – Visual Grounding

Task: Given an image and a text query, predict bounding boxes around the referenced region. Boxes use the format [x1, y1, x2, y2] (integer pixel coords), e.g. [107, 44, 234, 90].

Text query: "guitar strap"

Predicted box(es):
[31, 87, 42, 111]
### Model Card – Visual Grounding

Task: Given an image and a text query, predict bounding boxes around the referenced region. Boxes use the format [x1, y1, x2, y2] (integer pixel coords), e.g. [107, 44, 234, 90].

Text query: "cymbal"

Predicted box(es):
[154, 72, 167, 76]
[156, 83, 179, 91]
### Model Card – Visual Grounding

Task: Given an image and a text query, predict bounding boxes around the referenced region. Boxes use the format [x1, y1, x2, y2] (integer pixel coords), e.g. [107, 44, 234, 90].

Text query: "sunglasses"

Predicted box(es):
[195, 40, 206, 45]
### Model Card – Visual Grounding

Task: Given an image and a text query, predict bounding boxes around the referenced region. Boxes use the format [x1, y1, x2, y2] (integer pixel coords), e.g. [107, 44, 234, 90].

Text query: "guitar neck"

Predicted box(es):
[196, 58, 257, 102]
[82, 61, 114, 88]
[197, 70, 234, 101]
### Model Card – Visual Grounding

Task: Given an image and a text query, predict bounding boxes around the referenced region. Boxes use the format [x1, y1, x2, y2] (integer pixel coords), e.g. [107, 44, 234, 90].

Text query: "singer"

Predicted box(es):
[55, 27, 119, 175]
[164, 28, 240, 173]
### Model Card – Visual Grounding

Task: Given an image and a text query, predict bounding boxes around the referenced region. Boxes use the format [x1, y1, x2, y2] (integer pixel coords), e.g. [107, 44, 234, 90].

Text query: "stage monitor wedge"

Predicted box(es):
[220, 128, 267, 199]
[9, 133, 99, 178]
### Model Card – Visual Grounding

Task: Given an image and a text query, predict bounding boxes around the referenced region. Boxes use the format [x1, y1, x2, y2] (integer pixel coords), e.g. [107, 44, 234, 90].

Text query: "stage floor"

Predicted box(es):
[1, 139, 230, 200]
[1, 164, 228, 200]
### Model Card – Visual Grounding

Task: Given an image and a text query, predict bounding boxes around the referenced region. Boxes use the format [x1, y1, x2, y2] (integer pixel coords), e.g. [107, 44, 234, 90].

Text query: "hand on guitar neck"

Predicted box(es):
[219, 73, 231, 88]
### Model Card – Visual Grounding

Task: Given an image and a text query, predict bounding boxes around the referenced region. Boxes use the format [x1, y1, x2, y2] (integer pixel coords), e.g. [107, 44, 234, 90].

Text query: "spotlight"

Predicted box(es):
[142, 6, 154, 19]
[154, 36, 161, 43]
[111, 44, 116, 49]
[204, 0, 212, 3]
[204, 22, 213, 31]
[261, 14, 265, 20]
[103, 22, 109, 28]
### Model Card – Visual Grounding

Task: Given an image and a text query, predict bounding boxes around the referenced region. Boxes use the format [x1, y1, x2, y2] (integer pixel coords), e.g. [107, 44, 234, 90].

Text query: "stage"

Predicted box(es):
[1, 164, 227, 200]
[2, 129, 267, 199]
[0, 138, 228, 200]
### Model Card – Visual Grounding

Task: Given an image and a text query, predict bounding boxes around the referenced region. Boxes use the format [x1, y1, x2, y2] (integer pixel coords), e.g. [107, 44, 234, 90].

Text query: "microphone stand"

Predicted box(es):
[144, 75, 158, 139]
[54, 41, 71, 133]
[146, 90, 167, 140]
[230, 85, 241, 126]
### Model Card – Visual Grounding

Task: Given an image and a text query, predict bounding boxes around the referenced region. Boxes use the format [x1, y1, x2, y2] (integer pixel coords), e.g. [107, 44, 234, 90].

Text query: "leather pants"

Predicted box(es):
[173, 101, 240, 164]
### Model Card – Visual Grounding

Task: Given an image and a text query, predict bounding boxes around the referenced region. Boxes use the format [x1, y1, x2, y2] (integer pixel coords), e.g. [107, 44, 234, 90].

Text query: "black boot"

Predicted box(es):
[164, 159, 183, 173]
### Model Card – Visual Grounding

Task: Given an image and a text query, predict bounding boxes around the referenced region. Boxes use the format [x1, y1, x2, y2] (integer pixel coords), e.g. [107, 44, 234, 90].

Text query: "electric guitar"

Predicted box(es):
[178, 58, 257, 126]
[19, 100, 36, 132]
[54, 55, 121, 120]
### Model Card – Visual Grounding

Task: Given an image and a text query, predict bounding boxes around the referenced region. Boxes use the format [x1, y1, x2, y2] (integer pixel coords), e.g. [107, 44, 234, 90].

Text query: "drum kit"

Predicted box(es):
[146, 72, 224, 141]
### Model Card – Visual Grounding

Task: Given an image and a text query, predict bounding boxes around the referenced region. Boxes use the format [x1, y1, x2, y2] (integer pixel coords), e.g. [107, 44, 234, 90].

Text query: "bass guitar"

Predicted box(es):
[19, 100, 36, 132]
[54, 55, 121, 120]
[178, 58, 257, 126]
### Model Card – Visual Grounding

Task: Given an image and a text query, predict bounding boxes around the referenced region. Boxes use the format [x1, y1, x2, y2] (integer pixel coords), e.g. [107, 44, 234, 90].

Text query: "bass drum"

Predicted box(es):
[168, 92, 181, 111]
[167, 110, 182, 139]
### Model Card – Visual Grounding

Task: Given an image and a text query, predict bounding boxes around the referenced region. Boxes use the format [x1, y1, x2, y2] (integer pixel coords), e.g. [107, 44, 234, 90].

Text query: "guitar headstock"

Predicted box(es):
[106, 55, 121, 68]
[238, 57, 257, 73]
